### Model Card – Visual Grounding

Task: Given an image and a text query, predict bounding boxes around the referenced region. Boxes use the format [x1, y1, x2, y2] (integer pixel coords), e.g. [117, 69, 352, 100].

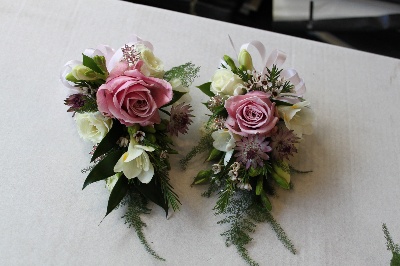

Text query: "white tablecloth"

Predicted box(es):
[1, 0, 400, 265]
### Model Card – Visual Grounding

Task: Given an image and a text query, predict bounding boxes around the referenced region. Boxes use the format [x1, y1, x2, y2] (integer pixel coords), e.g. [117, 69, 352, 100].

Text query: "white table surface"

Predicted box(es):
[1, 0, 400, 265]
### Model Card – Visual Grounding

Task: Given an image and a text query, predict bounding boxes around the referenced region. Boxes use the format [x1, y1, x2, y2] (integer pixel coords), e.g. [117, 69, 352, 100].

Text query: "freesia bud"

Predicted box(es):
[223, 55, 237, 72]
[71, 65, 98, 81]
[238, 49, 253, 71]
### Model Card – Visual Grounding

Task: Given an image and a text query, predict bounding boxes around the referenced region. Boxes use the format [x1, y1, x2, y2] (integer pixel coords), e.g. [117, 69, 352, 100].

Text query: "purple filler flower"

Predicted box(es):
[64, 94, 85, 112]
[270, 125, 300, 160]
[168, 103, 194, 136]
[234, 134, 272, 169]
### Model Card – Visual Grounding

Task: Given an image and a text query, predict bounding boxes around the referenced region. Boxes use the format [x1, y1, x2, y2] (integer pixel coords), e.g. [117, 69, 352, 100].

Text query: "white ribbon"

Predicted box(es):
[231, 38, 306, 97]
[60, 60, 81, 89]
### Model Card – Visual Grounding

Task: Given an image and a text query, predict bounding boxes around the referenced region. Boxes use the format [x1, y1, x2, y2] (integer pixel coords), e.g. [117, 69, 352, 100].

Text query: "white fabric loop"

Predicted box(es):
[60, 60, 82, 89]
[264, 49, 286, 73]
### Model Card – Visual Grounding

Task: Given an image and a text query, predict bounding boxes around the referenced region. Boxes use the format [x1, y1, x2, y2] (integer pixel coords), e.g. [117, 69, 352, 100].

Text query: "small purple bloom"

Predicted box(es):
[270, 124, 300, 160]
[234, 134, 272, 169]
[64, 94, 85, 112]
[168, 103, 194, 136]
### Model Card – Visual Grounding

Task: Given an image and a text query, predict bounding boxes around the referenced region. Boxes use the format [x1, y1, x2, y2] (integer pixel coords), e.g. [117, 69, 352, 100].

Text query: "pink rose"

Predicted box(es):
[225, 91, 278, 136]
[97, 61, 172, 126]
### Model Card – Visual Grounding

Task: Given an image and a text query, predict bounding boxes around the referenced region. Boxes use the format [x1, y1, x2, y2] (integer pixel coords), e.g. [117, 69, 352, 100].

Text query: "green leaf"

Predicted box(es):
[249, 167, 262, 177]
[162, 91, 187, 108]
[256, 176, 263, 196]
[272, 100, 293, 106]
[163, 62, 200, 87]
[82, 53, 104, 74]
[260, 190, 272, 211]
[271, 171, 290, 190]
[273, 161, 291, 183]
[134, 177, 169, 217]
[391, 253, 400, 266]
[192, 170, 213, 186]
[213, 105, 228, 117]
[105, 175, 129, 217]
[197, 82, 214, 97]
[205, 148, 223, 162]
[91, 119, 123, 163]
[83, 149, 124, 189]
[223, 55, 238, 72]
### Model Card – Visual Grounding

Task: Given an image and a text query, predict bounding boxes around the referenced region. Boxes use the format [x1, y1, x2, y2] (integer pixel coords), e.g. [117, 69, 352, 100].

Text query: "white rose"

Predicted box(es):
[75, 112, 113, 143]
[136, 43, 164, 78]
[277, 101, 314, 137]
[210, 69, 246, 96]
[211, 129, 240, 165]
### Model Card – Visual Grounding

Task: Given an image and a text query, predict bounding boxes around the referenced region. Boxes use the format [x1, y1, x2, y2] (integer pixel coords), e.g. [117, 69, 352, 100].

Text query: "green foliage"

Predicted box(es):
[197, 82, 214, 97]
[216, 190, 295, 265]
[105, 175, 129, 217]
[209, 185, 295, 266]
[123, 192, 166, 261]
[247, 203, 296, 254]
[383, 223, 400, 266]
[281, 80, 294, 93]
[133, 175, 169, 216]
[201, 180, 220, 198]
[392, 253, 400, 266]
[214, 182, 235, 214]
[266, 65, 294, 94]
[91, 120, 124, 163]
[73, 95, 98, 113]
[160, 172, 181, 212]
[133, 134, 181, 215]
[289, 165, 313, 174]
[179, 133, 214, 170]
[266, 65, 282, 86]
[83, 149, 124, 189]
[164, 62, 200, 88]
[217, 192, 259, 266]
[82, 53, 104, 74]
[222, 55, 250, 82]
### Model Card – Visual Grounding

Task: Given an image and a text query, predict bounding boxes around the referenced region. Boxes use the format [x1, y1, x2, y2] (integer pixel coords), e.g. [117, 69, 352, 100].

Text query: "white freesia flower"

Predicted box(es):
[211, 129, 240, 165]
[210, 69, 246, 96]
[75, 112, 113, 143]
[135, 43, 164, 78]
[114, 140, 155, 184]
[278, 101, 314, 137]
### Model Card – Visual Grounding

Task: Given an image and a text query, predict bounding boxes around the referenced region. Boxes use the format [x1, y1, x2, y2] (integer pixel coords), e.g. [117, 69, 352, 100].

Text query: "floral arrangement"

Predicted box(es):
[60, 35, 198, 260]
[181, 40, 314, 265]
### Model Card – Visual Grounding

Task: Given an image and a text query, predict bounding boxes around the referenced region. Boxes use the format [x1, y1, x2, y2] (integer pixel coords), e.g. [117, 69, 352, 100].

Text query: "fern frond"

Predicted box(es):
[123, 192, 165, 261]
[164, 62, 200, 88]
[180, 133, 213, 170]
